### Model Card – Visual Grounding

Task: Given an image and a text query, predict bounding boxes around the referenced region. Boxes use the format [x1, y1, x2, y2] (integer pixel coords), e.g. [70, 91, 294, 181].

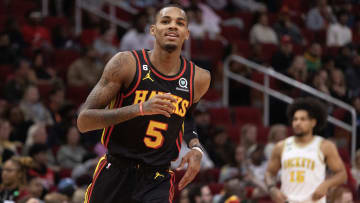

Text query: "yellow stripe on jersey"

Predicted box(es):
[101, 98, 117, 145]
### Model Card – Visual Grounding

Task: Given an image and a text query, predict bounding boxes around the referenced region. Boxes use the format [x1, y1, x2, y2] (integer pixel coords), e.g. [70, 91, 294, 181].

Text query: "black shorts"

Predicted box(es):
[84, 154, 176, 203]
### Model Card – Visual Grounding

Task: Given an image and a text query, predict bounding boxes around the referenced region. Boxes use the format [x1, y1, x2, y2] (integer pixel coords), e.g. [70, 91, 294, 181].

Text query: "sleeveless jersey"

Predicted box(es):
[281, 136, 326, 203]
[100, 49, 195, 166]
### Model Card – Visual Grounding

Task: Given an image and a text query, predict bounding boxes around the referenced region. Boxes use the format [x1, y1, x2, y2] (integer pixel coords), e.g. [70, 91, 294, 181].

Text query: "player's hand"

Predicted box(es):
[176, 149, 202, 190]
[312, 182, 328, 201]
[141, 93, 177, 117]
[269, 187, 287, 203]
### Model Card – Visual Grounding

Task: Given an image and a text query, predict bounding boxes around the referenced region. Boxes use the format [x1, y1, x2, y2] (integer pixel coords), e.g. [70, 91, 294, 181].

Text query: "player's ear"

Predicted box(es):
[150, 25, 155, 36]
[185, 28, 190, 40]
[311, 119, 317, 128]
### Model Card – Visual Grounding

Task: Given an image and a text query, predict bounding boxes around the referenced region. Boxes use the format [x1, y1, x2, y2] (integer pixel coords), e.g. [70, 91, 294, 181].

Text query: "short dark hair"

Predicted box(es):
[287, 97, 328, 133]
[154, 4, 188, 23]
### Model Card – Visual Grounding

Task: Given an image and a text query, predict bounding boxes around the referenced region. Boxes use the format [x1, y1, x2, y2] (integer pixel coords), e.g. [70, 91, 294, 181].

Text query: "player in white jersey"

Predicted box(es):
[265, 97, 347, 203]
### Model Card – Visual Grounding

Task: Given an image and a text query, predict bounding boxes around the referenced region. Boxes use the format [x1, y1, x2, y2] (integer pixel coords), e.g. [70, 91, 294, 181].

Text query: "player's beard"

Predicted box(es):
[294, 132, 305, 137]
[163, 44, 177, 53]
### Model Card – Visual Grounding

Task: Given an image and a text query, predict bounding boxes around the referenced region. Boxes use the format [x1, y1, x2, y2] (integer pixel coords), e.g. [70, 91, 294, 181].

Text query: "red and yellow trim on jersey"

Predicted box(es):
[101, 93, 124, 148]
[141, 49, 187, 81]
[84, 156, 107, 203]
[168, 170, 175, 203]
[123, 50, 142, 99]
[189, 62, 194, 106]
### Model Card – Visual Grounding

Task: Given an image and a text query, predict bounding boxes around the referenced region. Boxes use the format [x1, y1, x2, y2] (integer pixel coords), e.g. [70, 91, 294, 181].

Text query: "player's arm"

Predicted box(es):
[177, 65, 210, 190]
[312, 140, 347, 200]
[77, 52, 177, 133]
[265, 141, 287, 203]
[265, 140, 283, 188]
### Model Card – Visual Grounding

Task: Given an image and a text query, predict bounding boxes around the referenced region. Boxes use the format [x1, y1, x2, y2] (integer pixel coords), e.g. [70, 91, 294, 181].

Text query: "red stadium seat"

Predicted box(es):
[208, 107, 232, 125]
[208, 183, 224, 195]
[233, 106, 262, 125]
[66, 85, 91, 107]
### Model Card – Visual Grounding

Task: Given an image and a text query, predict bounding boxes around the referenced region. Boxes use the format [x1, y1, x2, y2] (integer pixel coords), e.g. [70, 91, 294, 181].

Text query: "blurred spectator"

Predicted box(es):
[213, 177, 244, 203]
[306, 0, 336, 31]
[219, 145, 246, 183]
[335, 44, 354, 71]
[0, 32, 17, 65]
[0, 119, 20, 164]
[46, 86, 66, 124]
[3, 18, 25, 52]
[328, 186, 353, 203]
[228, 59, 252, 106]
[179, 189, 190, 203]
[346, 53, 360, 95]
[21, 11, 52, 49]
[239, 124, 257, 156]
[327, 11, 352, 47]
[207, 127, 235, 167]
[71, 154, 99, 187]
[250, 12, 278, 45]
[231, 0, 266, 12]
[188, 184, 213, 203]
[72, 188, 86, 203]
[67, 46, 103, 87]
[310, 69, 330, 94]
[25, 123, 48, 150]
[206, 0, 228, 10]
[271, 35, 295, 73]
[43, 192, 69, 203]
[188, 7, 220, 40]
[7, 106, 34, 144]
[249, 43, 265, 65]
[189, 0, 222, 39]
[119, 12, 154, 51]
[28, 144, 55, 191]
[93, 27, 118, 61]
[57, 178, 76, 198]
[20, 85, 53, 125]
[273, 7, 304, 45]
[31, 50, 57, 84]
[57, 126, 87, 170]
[264, 124, 287, 159]
[2, 58, 37, 103]
[330, 68, 349, 102]
[345, 96, 360, 148]
[287, 56, 308, 83]
[351, 149, 360, 187]
[304, 42, 322, 72]
[323, 55, 336, 72]
[194, 106, 212, 146]
[24, 177, 45, 200]
[244, 145, 268, 199]
[0, 156, 34, 202]
[52, 25, 78, 50]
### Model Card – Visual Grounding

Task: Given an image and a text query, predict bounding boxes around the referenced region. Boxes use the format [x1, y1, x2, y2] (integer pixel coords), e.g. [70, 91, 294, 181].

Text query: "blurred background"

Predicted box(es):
[0, 0, 360, 202]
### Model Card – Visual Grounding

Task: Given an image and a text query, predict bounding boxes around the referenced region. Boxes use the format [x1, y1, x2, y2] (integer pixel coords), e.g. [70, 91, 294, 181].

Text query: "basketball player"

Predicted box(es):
[77, 5, 210, 203]
[265, 97, 347, 203]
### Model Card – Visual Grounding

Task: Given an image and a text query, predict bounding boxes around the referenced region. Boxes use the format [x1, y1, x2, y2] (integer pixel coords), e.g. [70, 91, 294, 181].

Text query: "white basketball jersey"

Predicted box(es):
[281, 136, 326, 203]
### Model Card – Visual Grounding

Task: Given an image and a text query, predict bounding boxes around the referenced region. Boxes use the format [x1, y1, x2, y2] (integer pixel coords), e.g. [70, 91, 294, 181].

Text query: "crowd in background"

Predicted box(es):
[0, 0, 360, 202]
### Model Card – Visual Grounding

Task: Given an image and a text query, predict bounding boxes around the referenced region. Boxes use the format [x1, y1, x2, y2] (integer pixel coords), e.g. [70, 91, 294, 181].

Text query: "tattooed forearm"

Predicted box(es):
[78, 104, 140, 132]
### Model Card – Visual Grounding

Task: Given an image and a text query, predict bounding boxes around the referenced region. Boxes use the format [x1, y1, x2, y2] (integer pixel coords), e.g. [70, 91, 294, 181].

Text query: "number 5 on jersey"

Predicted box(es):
[144, 120, 168, 149]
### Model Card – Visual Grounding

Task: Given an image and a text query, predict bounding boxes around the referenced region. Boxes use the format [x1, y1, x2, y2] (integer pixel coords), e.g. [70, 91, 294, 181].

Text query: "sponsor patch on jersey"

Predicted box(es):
[176, 77, 189, 92]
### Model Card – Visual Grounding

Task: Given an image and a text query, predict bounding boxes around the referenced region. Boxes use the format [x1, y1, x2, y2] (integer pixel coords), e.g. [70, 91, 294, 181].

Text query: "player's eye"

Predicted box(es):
[161, 20, 169, 24]
[177, 22, 185, 26]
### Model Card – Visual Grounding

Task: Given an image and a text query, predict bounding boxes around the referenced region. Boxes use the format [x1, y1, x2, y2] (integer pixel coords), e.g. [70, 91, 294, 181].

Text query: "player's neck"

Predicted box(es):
[294, 133, 314, 145]
[149, 46, 182, 76]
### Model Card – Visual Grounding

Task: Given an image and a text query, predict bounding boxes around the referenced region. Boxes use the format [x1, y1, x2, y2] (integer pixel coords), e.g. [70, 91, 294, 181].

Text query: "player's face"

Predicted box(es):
[151, 7, 189, 53]
[292, 110, 316, 137]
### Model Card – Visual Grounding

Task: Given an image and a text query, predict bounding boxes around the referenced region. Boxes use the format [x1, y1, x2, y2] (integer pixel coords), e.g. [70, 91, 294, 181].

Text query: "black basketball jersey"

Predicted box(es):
[100, 49, 195, 166]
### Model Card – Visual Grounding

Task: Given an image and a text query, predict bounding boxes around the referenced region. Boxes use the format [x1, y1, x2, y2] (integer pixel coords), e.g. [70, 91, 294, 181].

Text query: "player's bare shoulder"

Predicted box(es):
[103, 51, 136, 86]
[273, 140, 286, 158]
[193, 65, 211, 103]
[319, 139, 337, 156]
